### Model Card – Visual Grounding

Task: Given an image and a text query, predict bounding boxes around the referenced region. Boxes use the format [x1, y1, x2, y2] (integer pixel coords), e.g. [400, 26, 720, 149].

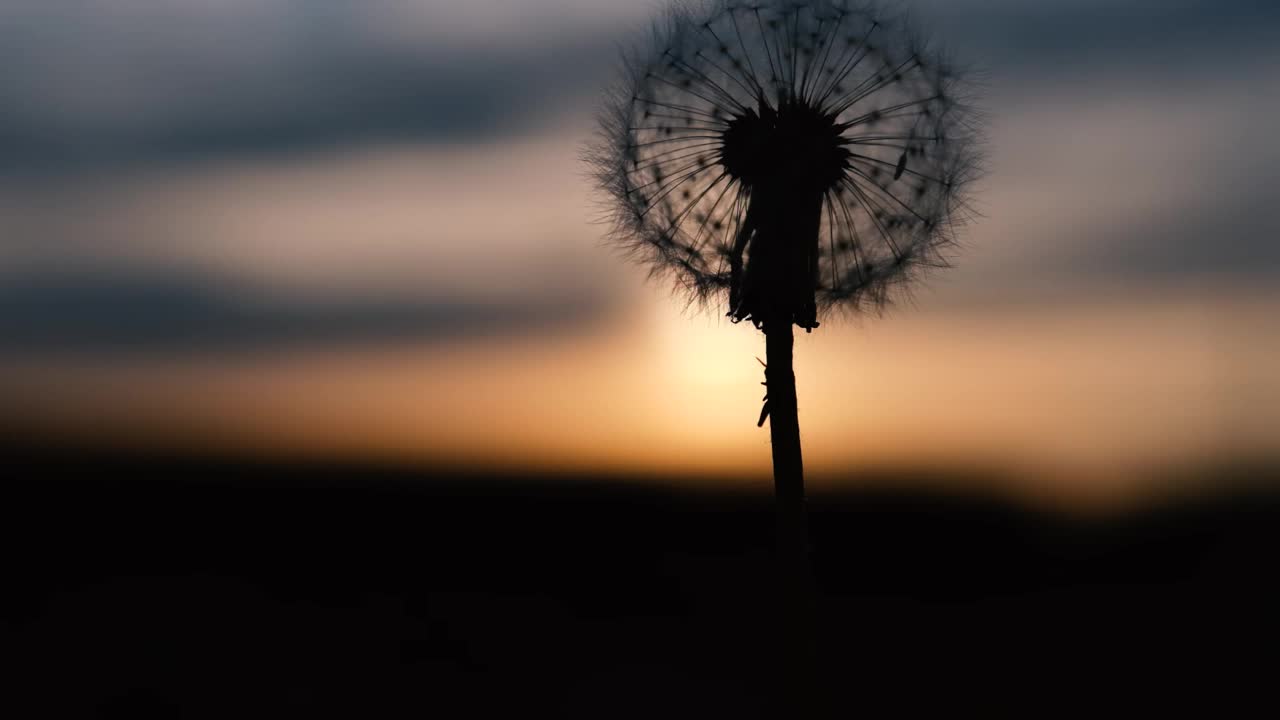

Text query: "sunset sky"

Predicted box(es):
[2, 0, 1278, 509]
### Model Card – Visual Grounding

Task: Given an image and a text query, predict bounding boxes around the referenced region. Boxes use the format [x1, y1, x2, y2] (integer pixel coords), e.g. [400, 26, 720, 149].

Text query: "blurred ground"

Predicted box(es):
[4, 447, 1276, 717]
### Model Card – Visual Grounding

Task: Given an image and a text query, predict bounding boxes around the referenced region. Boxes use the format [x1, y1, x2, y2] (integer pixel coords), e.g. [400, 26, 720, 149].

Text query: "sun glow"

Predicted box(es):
[4, 280, 1276, 509]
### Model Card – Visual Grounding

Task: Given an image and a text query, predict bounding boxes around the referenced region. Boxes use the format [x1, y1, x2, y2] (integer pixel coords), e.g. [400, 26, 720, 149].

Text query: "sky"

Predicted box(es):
[2, 1, 1278, 510]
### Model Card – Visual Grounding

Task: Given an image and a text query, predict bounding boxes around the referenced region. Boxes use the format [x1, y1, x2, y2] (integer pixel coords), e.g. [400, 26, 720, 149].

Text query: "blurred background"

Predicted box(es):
[2, 0, 1278, 509]
[2, 2, 1279, 715]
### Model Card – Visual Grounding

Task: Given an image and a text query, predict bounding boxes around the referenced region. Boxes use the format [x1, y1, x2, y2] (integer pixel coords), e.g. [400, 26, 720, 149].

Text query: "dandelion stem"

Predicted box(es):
[763, 314, 817, 717]
[764, 316, 805, 545]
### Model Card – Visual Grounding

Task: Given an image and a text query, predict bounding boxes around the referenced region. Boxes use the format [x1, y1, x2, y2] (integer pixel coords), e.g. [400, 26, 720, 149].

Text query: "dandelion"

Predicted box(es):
[590, 0, 981, 518]
[588, 0, 983, 706]
[588, 3, 982, 692]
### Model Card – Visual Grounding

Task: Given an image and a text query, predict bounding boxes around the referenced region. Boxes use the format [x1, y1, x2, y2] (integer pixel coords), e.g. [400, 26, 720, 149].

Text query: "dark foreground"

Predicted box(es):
[3, 449, 1277, 717]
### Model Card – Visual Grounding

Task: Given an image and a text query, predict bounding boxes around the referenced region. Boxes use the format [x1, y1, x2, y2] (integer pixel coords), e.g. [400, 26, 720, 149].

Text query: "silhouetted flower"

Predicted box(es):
[588, 10, 985, 693]
[590, 0, 983, 330]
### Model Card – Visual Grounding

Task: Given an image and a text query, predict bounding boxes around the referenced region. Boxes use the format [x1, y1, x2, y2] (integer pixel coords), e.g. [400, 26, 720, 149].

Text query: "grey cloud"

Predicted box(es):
[0, 3, 619, 176]
[2, 1, 1277, 175]
[919, 0, 1280, 69]
[0, 268, 610, 355]
[1087, 183, 1280, 279]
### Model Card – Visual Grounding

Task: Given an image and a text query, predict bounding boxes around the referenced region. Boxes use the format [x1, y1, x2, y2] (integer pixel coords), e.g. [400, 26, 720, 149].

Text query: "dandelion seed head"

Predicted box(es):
[587, 0, 985, 329]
